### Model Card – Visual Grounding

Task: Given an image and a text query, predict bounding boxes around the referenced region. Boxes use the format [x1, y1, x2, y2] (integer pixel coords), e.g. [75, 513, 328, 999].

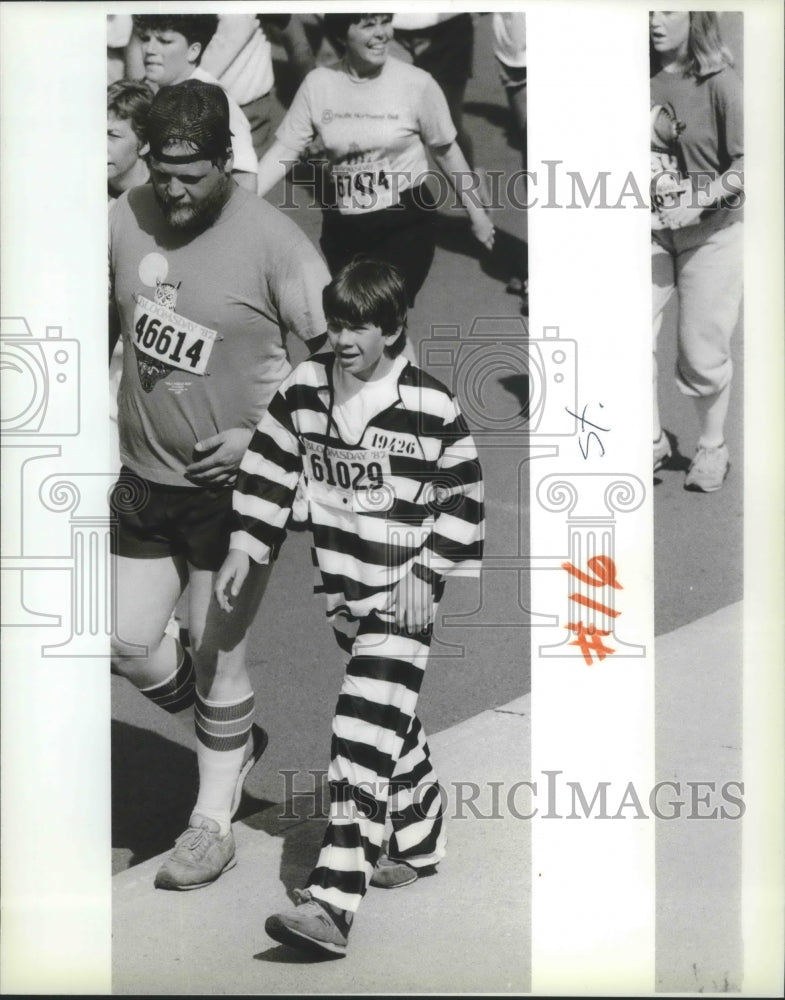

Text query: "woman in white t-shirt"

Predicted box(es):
[256, 13, 494, 306]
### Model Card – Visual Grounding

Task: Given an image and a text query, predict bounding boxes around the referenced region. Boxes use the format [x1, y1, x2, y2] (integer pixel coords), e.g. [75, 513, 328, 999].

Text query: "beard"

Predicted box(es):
[156, 174, 233, 234]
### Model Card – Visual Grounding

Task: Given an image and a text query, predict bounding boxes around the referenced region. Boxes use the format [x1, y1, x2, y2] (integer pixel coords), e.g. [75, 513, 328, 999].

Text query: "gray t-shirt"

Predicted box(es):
[110, 183, 329, 485]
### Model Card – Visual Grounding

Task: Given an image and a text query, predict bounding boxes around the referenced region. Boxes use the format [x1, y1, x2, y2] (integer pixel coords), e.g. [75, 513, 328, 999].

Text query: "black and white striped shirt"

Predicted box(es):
[231, 353, 484, 621]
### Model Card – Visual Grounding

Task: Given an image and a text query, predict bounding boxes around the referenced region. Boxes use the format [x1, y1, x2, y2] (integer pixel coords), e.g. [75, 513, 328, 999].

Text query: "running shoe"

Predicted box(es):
[265, 889, 349, 957]
[369, 853, 437, 889]
[653, 432, 672, 473]
[154, 815, 236, 890]
[684, 443, 730, 492]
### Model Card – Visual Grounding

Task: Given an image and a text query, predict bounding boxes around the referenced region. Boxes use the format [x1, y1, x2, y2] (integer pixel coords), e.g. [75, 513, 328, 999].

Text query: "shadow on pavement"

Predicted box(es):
[111, 720, 274, 867]
[253, 944, 339, 965]
[433, 215, 528, 289]
[242, 790, 341, 964]
[654, 429, 692, 487]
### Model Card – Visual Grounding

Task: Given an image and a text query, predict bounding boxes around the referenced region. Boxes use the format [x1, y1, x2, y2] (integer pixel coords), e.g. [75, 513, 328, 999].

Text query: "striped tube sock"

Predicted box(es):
[192, 691, 254, 836]
[138, 644, 195, 713]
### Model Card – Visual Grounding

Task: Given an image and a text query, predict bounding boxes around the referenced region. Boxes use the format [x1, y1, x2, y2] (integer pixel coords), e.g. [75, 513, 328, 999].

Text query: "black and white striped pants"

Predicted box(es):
[306, 605, 447, 913]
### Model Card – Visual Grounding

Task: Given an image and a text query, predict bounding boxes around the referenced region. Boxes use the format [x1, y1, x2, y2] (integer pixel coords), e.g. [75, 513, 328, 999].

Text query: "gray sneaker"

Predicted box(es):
[265, 889, 349, 957]
[370, 853, 437, 889]
[154, 815, 236, 891]
[653, 432, 672, 473]
[684, 443, 729, 492]
[230, 723, 268, 818]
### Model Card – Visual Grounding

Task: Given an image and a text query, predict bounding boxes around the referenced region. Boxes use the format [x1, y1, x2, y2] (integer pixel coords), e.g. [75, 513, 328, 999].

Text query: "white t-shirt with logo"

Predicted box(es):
[276, 57, 456, 214]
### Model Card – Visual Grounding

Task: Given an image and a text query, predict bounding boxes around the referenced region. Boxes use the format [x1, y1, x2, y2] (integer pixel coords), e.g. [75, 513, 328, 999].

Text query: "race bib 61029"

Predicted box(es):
[303, 439, 394, 512]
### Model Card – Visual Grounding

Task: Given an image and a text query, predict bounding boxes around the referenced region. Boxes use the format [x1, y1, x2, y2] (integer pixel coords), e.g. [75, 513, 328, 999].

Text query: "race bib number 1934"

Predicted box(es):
[132, 293, 218, 376]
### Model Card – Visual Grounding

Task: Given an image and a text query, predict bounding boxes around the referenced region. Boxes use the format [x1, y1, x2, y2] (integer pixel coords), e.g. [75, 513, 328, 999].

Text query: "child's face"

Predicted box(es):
[327, 321, 398, 381]
[138, 28, 201, 87]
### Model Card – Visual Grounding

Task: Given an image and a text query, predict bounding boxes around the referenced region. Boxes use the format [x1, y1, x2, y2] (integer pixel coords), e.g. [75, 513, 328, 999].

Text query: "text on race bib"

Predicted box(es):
[303, 440, 393, 511]
[132, 293, 218, 376]
[332, 159, 395, 215]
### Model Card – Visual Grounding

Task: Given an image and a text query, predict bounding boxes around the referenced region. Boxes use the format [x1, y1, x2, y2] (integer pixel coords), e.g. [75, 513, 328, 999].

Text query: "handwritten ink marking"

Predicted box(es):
[565, 402, 609, 459]
[561, 555, 623, 590]
[565, 622, 615, 666]
[568, 592, 621, 618]
[561, 556, 622, 664]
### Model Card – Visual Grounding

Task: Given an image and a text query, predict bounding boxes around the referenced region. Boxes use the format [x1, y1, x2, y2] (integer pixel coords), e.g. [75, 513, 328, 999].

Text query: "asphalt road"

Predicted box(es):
[111, 13, 743, 875]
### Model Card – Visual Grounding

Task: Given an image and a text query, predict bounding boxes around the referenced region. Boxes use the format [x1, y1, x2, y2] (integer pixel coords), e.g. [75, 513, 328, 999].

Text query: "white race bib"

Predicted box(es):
[332, 158, 395, 215]
[132, 293, 218, 376]
[303, 440, 394, 512]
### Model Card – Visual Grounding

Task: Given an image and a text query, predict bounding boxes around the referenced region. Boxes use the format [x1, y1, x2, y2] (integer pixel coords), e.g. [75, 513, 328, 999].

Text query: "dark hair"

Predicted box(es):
[107, 79, 155, 141]
[323, 258, 408, 357]
[132, 15, 218, 64]
[322, 13, 392, 49]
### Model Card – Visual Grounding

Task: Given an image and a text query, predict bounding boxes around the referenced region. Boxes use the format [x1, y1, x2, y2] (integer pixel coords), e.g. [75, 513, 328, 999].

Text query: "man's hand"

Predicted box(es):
[214, 549, 251, 612]
[392, 572, 434, 633]
[185, 427, 254, 486]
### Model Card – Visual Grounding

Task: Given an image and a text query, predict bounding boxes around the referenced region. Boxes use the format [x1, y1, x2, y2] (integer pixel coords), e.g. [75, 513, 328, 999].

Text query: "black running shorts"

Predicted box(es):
[110, 467, 234, 571]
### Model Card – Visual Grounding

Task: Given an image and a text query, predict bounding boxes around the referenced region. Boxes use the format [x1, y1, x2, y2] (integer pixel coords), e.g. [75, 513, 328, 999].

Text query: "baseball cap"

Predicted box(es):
[146, 79, 233, 164]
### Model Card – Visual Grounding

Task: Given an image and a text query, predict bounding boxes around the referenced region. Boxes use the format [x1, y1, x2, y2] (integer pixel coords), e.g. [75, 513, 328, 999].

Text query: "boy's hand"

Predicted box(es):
[393, 573, 434, 633]
[215, 549, 251, 612]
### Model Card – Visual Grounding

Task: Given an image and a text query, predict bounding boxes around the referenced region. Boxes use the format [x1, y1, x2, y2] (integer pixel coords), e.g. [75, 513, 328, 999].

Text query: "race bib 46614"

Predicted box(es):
[132, 293, 218, 376]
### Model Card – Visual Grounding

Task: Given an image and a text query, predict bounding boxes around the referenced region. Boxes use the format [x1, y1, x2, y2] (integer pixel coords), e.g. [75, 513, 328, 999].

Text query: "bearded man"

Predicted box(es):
[108, 80, 330, 890]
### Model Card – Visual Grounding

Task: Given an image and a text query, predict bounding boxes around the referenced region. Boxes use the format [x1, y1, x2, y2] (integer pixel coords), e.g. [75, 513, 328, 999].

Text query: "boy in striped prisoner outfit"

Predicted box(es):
[215, 259, 484, 957]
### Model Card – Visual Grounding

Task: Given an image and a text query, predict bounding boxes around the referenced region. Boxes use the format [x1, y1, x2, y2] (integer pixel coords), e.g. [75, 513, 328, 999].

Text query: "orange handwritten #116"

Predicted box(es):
[562, 556, 623, 665]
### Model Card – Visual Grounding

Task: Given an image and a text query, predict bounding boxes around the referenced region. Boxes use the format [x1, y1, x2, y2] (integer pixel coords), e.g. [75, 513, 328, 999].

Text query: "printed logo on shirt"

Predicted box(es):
[650, 103, 689, 229]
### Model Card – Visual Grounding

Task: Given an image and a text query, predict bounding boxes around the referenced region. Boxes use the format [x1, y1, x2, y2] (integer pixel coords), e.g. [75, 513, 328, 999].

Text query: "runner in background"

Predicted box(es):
[108, 79, 154, 474]
[108, 14, 144, 84]
[108, 80, 153, 204]
[491, 12, 528, 314]
[131, 14, 257, 191]
[256, 13, 494, 310]
[200, 14, 316, 160]
[390, 12, 478, 174]
[649, 11, 743, 492]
